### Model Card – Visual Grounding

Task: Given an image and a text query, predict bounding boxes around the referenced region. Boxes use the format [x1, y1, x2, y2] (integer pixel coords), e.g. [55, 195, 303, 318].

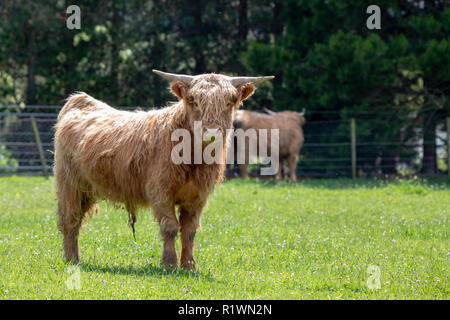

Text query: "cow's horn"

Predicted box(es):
[299, 108, 306, 116]
[229, 76, 275, 87]
[152, 69, 195, 86]
[263, 107, 276, 115]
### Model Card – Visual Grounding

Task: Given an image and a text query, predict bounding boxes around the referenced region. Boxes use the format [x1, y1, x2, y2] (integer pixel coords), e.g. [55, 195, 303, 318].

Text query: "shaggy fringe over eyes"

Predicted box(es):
[190, 76, 240, 112]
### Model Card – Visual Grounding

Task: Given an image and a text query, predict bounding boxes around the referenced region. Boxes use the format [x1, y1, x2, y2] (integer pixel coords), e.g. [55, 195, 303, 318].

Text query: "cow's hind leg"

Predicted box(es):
[288, 154, 298, 183]
[179, 204, 203, 270]
[238, 163, 249, 178]
[57, 183, 95, 264]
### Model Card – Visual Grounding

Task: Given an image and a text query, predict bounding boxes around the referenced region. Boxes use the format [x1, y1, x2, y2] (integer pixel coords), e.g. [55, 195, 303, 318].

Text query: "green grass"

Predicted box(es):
[0, 176, 448, 299]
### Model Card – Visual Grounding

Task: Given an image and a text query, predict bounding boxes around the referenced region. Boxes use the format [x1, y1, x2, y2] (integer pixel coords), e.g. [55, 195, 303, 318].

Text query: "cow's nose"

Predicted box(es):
[203, 126, 221, 142]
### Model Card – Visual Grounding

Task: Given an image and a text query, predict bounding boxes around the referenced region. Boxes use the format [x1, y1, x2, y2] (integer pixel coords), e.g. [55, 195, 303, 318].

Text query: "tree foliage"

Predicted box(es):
[0, 0, 448, 175]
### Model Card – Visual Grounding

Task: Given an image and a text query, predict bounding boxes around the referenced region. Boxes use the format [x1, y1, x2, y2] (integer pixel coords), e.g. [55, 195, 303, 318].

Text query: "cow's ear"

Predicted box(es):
[237, 83, 255, 101]
[170, 81, 188, 99]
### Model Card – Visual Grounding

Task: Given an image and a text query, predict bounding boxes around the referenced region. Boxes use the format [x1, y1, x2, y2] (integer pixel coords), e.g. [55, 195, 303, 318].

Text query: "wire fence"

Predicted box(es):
[0, 106, 449, 178]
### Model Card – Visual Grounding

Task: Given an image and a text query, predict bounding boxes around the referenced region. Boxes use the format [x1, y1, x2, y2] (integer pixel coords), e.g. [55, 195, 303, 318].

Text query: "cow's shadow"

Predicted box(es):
[79, 261, 215, 281]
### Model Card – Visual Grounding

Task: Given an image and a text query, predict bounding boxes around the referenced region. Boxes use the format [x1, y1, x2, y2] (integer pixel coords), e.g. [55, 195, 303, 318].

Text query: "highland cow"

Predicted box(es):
[54, 70, 273, 269]
[232, 108, 305, 183]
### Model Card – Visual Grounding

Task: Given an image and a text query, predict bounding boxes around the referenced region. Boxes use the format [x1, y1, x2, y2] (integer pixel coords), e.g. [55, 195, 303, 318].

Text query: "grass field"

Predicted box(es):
[0, 176, 448, 299]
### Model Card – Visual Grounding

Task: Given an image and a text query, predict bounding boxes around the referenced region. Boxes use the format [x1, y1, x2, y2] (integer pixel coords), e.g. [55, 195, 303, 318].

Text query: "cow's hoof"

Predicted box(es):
[65, 254, 80, 265]
[162, 262, 177, 269]
[162, 252, 178, 269]
[162, 259, 177, 269]
[181, 259, 197, 270]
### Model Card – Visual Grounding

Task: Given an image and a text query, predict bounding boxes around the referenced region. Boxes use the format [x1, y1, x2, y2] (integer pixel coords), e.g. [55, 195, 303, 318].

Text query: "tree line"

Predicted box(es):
[0, 0, 449, 175]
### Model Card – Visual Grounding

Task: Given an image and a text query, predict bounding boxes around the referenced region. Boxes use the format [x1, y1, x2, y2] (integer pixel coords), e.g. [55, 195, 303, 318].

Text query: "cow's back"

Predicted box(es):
[54, 93, 158, 205]
[233, 110, 304, 157]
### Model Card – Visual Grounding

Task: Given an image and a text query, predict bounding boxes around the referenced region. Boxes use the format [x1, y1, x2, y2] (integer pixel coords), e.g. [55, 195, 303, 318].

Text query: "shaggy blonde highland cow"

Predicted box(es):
[54, 70, 273, 269]
[233, 108, 305, 183]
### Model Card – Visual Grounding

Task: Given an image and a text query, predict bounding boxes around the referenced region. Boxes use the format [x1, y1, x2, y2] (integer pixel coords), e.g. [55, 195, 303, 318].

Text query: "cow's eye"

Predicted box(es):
[192, 101, 198, 108]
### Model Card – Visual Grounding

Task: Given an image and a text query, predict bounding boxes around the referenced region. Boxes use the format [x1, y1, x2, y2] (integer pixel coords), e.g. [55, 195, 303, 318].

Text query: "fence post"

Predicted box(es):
[30, 116, 49, 179]
[350, 118, 357, 179]
[447, 117, 450, 178]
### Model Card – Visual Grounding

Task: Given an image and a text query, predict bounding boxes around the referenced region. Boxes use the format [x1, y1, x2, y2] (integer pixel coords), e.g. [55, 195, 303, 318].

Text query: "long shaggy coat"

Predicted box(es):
[54, 75, 255, 269]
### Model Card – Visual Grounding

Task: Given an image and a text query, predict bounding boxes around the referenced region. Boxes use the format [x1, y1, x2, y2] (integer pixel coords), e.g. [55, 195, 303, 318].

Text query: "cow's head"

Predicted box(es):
[290, 108, 306, 126]
[153, 70, 274, 143]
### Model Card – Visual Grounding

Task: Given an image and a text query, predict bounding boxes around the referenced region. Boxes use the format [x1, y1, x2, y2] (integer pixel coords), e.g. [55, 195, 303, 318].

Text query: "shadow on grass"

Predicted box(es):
[79, 261, 216, 281]
[224, 176, 450, 190]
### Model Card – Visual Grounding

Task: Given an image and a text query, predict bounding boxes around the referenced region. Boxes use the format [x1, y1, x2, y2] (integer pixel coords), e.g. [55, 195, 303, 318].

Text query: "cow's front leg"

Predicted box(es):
[179, 204, 203, 270]
[238, 163, 249, 178]
[275, 158, 283, 182]
[154, 203, 179, 268]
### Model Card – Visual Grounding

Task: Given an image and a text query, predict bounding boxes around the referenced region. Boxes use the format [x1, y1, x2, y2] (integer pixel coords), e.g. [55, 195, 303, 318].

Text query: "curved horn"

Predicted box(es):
[299, 108, 306, 116]
[229, 76, 275, 87]
[263, 107, 276, 115]
[152, 69, 195, 86]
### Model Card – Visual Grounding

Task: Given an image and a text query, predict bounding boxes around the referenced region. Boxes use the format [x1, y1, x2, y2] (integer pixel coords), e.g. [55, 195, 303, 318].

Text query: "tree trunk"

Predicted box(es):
[25, 28, 37, 105]
[152, 0, 164, 107]
[422, 112, 437, 174]
[110, 0, 120, 104]
[381, 151, 398, 175]
[192, 2, 205, 74]
[238, 0, 248, 41]
[271, 0, 283, 35]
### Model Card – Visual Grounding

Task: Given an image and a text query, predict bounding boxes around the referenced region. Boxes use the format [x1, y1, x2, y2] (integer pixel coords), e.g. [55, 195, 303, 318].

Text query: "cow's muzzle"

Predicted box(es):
[203, 125, 222, 142]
